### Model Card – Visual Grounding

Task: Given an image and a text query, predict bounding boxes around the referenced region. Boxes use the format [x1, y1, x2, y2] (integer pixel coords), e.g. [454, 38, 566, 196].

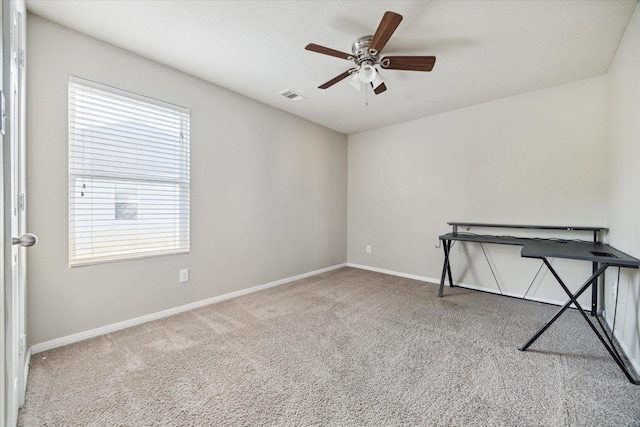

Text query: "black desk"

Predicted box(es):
[438, 223, 640, 384]
[439, 223, 605, 313]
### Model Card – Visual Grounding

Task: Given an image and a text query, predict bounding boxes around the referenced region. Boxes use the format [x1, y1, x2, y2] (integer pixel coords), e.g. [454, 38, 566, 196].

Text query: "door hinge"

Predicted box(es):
[19, 193, 25, 211]
[19, 50, 25, 68]
[20, 335, 26, 354]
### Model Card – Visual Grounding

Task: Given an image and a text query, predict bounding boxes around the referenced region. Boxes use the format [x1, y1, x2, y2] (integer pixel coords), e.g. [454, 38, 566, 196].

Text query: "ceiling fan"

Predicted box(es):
[305, 11, 436, 95]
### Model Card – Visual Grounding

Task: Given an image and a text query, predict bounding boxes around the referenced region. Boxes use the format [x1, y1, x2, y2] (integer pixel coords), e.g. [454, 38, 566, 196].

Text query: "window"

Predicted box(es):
[69, 77, 190, 266]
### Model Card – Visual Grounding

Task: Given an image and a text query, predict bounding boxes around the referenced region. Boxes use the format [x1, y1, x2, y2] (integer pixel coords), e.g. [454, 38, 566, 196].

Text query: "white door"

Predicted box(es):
[3, 1, 33, 426]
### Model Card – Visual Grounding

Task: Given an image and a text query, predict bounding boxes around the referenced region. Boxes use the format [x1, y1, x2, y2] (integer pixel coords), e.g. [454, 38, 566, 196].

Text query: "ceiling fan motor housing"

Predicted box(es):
[352, 35, 379, 65]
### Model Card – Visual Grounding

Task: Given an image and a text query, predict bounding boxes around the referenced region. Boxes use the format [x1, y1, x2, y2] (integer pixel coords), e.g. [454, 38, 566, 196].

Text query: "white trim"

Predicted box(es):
[347, 262, 567, 306]
[20, 348, 30, 407]
[602, 310, 640, 377]
[30, 263, 347, 354]
[440, 279, 568, 307]
[347, 263, 435, 283]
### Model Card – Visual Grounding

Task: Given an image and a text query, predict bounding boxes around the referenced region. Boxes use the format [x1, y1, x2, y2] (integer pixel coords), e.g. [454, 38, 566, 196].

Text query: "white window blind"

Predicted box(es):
[69, 76, 190, 266]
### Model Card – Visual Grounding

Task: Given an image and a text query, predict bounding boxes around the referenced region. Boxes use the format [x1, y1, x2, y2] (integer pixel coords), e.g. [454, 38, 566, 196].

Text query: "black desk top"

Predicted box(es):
[520, 240, 640, 267]
[439, 233, 640, 268]
[447, 222, 606, 232]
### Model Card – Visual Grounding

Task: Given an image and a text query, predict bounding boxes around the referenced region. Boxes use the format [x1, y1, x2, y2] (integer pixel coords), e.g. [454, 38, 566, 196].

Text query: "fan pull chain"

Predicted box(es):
[365, 83, 369, 106]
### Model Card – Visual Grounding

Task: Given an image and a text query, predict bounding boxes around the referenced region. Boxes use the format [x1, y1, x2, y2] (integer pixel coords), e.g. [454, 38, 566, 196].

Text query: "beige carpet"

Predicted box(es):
[18, 267, 640, 426]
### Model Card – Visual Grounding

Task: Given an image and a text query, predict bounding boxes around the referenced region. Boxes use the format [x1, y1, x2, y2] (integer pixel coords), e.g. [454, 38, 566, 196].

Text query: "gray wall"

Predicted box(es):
[26, 15, 348, 344]
[348, 76, 607, 305]
[606, 4, 640, 374]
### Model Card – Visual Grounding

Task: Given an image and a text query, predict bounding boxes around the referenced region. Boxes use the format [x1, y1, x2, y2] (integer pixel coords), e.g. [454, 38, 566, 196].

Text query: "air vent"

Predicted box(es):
[279, 89, 306, 102]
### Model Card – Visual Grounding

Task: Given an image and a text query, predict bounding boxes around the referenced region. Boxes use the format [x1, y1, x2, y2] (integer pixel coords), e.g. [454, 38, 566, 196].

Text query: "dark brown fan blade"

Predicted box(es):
[372, 82, 387, 95]
[305, 43, 352, 60]
[369, 11, 403, 54]
[380, 56, 436, 71]
[318, 69, 354, 89]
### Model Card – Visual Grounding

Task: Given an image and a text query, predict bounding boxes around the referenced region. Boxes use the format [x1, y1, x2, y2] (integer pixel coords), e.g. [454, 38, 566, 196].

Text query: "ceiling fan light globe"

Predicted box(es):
[358, 64, 377, 83]
[348, 73, 362, 91]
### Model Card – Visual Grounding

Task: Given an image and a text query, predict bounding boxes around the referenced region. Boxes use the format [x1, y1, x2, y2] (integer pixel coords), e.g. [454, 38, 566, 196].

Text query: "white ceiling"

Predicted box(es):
[26, 0, 637, 135]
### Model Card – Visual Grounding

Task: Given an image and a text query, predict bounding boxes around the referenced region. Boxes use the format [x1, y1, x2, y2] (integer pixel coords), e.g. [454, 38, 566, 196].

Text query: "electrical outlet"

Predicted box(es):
[366, 245, 371, 253]
[179, 269, 189, 283]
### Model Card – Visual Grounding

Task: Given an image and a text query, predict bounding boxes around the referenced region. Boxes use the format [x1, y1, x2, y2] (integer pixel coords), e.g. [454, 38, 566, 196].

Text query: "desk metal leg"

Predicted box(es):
[520, 262, 607, 351]
[591, 229, 600, 317]
[446, 242, 453, 287]
[520, 260, 639, 384]
[438, 240, 454, 298]
[591, 261, 598, 316]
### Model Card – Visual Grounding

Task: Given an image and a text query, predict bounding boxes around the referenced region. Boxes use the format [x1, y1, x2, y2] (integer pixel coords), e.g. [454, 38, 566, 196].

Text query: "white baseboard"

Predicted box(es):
[347, 263, 439, 284]
[30, 263, 347, 355]
[442, 279, 570, 307]
[601, 310, 640, 377]
[347, 263, 565, 306]
[21, 348, 30, 407]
